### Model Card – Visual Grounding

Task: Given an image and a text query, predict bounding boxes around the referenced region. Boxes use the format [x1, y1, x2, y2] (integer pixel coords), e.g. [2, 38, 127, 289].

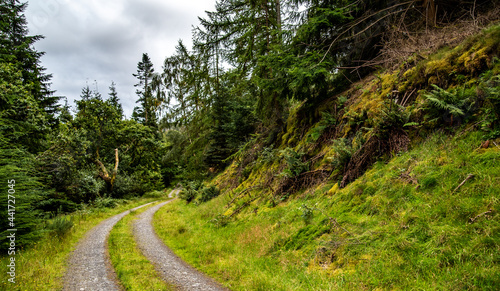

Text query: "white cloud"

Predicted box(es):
[25, 0, 217, 118]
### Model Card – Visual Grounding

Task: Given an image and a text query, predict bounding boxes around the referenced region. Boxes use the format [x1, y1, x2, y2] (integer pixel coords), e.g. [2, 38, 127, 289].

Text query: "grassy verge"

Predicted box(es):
[108, 201, 174, 290]
[153, 130, 499, 290]
[0, 196, 165, 290]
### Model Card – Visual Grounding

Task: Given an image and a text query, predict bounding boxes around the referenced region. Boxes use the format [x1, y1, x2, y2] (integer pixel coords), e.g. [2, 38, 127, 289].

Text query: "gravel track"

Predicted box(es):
[134, 190, 228, 291]
[63, 202, 154, 291]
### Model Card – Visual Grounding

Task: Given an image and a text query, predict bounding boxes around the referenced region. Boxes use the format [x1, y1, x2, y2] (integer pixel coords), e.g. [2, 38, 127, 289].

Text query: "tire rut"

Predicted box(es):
[63, 202, 155, 291]
[133, 191, 228, 291]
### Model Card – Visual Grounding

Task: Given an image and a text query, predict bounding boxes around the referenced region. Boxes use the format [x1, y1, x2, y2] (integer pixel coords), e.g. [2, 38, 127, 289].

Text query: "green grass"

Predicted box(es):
[153, 130, 500, 290]
[154, 197, 339, 290]
[0, 197, 162, 291]
[108, 201, 174, 290]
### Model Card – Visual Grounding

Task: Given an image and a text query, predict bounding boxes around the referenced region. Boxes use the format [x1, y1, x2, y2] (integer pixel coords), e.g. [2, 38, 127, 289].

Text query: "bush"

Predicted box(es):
[179, 188, 197, 203]
[35, 197, 78, 215]
[111, 173, 136, 198]
[143, 190, 166, 199]
[73, 170, 105, 202]
[279, 148, 309, 178]
[93, 196, 119, 209]
[179, 180, 205, 203]
[198, 185, 220, 203]
[299, 204, 314, 225]
[130, 170, 164, 196]
[479, 73, 500, 138]
[329, 138, 354, 170]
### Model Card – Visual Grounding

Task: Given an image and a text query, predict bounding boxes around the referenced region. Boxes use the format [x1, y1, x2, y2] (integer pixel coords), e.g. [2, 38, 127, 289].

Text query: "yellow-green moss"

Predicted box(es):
[327, 183, 339, 195]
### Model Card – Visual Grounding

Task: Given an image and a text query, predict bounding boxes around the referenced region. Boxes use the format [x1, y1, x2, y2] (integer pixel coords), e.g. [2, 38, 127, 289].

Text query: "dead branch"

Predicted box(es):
[401, 88, 417, 107]
[226, 185, 262, 209]
[229, 194, 264, 218]
[313, 206, 361, 244]
[95, 148, 119, 191]
[452, 173, 474, 193]
[469, 209, 493, 224]
[318, 0, 418, 65]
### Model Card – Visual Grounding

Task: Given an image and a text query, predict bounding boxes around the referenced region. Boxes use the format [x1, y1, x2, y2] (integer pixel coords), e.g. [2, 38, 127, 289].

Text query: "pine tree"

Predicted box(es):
[0, 0, 60, 125]
[132, 53, 157, 127]
[204, 86, 231, 170]
[195, 0, 286, 126]
[108, 81, 123, 119]
[59, 98, 73, 123]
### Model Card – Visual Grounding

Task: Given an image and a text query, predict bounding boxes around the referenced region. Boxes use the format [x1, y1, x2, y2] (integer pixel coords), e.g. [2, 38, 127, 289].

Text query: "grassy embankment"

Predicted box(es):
[153, 24, 500, 290]
[0, 193, 168, 291]
[155, 130, 499, 290]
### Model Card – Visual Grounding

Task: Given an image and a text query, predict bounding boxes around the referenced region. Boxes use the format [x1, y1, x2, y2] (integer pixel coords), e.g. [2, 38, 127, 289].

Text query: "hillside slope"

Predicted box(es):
[154, 24, 500, 290]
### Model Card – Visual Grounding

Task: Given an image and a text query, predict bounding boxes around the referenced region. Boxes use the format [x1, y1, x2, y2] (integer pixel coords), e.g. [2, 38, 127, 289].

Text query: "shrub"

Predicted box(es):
[143, 190, 166, 199]
[279, 148, 309, 178]
[73, 170, 105, 202]
[46, 216, 73, 238]
[299, 204, 314, 225]
[111, 173, 136, 198]
[130, 170, 164, 196]
[198, 185, 220, 203]
[179, 189, 197, 203]
[479, 73, 500, 138]
[35, 197, 78, 215]
[93, 196, 119, 209]
[329, 138, 354, 170]
[178, 180, 203, 203]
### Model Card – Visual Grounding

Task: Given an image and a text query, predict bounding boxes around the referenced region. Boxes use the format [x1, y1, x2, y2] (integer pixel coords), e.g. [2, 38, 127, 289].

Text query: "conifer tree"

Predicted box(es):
[108, 81, 123, 119]
[204, 84, 231, 170]
[132, 53, 157, 127]
[0, 0, 60, 125]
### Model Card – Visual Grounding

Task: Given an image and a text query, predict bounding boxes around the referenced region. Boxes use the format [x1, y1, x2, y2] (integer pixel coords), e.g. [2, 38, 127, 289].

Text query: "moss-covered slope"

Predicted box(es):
[156, 24, 500, 290]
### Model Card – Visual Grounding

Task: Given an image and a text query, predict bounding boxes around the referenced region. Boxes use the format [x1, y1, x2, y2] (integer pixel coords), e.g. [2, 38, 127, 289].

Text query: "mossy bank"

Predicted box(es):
[154, 24, 500, 290]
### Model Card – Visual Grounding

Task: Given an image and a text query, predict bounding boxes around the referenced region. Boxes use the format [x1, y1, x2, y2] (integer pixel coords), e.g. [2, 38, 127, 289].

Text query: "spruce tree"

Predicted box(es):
[0, 0, 60, 126]
[204, 86, 231, 170]
[132, 53, 157, 127]
[108, 81, 123, 119]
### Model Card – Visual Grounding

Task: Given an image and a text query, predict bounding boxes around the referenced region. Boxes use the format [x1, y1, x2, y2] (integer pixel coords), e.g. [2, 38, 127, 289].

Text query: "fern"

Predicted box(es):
[423, 84, 475, 124]
[307, 111, 337, 143]
[279, 148, 309, 178]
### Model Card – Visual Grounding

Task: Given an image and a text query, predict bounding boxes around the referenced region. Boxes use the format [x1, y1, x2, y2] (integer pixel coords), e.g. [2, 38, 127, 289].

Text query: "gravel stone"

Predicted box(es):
[134, 191, 228, 291]
[63, 202, 154, 291]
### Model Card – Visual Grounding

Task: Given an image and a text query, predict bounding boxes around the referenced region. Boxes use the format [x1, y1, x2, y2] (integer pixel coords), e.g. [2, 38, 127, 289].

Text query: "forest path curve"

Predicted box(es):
[133, 193, 228, 291]
[63, 201, 155, 291]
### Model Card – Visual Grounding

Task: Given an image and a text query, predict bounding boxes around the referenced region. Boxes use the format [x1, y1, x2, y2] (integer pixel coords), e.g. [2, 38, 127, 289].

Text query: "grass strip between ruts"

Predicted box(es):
[108, 200, 175, 290]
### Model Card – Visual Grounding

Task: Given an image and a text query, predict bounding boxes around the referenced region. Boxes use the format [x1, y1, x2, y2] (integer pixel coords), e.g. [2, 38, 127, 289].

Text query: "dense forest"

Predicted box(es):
[1, 0, 499, 262]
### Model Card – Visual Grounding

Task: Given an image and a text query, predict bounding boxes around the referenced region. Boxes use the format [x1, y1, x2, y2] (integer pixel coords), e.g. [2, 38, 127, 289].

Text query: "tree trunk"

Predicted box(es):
[95, 148, 119, 192]
[423, 0, 436, 27]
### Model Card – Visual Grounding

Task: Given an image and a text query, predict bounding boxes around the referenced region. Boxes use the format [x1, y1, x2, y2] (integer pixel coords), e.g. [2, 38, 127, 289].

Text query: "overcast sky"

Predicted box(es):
[24, 0, 217, 118]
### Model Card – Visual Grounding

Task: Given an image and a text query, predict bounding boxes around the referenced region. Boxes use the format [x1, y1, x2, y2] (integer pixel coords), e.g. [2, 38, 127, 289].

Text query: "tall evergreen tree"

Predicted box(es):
[195, 0, 287, 127]
[204, 84, 231, 170]
[0, 0, 60, 126]
[108, 81, 123, 119]
[132, 53, 158, 127]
